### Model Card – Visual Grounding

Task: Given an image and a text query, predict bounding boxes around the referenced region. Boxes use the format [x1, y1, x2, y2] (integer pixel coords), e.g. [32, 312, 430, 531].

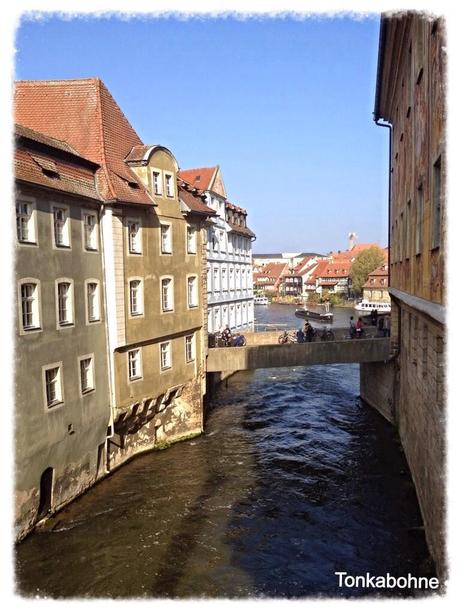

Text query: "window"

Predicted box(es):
[128, 349, 142, 380]
[16, 198, 36, 244]
[221, 266, 228, 291]
[187, 276, 198, 308]
[57, 281, 73, 326]
[415, 185, 424, 255]
[83, 212, 98, 251]
[185, 334, 195, 363]
[161, 278, 174, 312]
[405, 201, 411, 258]
[160, 341, 172, 370]
[128, 219, 141, 254]
[432, 156, 442, 249]
[53, 206, 70, 248]
[44, 365, 63, 408]
[129, 279, 143, 316]
[80, 356, 95, 394]
[160, 224, 172, 254]
[213, 267, 220, 292]
[229, 267, 234, 290]
[187, 226, 197, 254]
[152, 170, 162, 195]
[86, 281, 100, 323]
[165, 173, 174, 197]
[20, 282, 40, 330]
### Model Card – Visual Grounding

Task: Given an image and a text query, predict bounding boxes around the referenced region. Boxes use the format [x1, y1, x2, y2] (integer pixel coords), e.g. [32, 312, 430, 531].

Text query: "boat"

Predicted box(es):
[254, 296, 270, 305]
[354, 300, 391, 315]
[295, 307, 333, 322]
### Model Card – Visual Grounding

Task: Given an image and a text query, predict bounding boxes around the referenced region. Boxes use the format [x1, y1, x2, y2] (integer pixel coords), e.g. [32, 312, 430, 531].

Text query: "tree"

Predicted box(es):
[350, 247, 385, 296]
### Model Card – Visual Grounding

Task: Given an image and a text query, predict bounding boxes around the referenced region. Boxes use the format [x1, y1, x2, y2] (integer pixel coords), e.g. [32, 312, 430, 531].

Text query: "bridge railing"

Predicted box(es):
[245, 326, 382, 346]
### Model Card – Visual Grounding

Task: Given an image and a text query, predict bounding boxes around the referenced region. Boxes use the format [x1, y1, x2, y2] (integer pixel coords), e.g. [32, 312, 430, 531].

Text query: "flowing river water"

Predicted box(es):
[15, 303, 435, 598]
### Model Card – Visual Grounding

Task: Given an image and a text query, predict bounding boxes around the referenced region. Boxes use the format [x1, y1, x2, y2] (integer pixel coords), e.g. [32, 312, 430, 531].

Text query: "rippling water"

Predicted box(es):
[15, 304, 434, 598]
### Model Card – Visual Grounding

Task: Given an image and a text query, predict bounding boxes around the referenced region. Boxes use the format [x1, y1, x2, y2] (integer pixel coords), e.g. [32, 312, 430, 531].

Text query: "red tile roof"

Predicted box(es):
[178, 167, 217, 192]
[15, 124, 101, 201]
[15, 78, 153, 206]
[177, 179, 216, 217]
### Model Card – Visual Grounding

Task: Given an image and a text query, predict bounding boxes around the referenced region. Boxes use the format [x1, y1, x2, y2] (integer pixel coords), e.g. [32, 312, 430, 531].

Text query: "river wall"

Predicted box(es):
[360, 304, 446, 581]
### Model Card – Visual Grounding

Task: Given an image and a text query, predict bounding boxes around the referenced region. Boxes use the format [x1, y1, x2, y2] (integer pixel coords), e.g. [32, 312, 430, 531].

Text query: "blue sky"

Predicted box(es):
[15, 14, 389, 254]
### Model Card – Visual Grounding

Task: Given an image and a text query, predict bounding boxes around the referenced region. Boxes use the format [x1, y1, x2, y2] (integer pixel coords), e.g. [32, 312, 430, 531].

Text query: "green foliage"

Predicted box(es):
[350, 247, 385, 296]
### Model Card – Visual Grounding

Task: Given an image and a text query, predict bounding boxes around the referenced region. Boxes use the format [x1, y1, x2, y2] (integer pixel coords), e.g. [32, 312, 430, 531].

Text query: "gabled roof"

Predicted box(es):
[14, 78, 154, 206]
[178, 167, 218, 192]
[15, 123, 101, 202]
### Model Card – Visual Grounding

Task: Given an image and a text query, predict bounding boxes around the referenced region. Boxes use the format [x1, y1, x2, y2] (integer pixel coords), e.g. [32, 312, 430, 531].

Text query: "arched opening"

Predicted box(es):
[37, 467, 54, 519]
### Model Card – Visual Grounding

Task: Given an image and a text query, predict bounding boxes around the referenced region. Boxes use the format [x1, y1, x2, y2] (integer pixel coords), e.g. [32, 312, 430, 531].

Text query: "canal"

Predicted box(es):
[15, 304, 435, 598]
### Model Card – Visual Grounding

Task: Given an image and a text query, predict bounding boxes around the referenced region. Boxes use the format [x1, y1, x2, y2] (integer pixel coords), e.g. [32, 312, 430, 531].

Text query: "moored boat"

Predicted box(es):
[254, 295, 270, 305]
[354, 300, 391, 315]
[295, 308, 333, 322]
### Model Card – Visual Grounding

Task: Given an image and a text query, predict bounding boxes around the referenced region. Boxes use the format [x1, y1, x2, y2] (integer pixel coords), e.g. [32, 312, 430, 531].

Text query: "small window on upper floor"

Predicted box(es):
[16, 198, 37, 245]
[152, 170, 163, 196]
[127, 219, 142, 254]
[187, 226, 197, 254]
[79, 356, 95, 395]
[56, 280, 74, 327]
[44, 364, 63, 409]
[83, 212, 98, 251]
[86, 281, 101, 323]
[165, 173, 174, 198]
[129, 279, 143, 316]
[52, 205, 70, 248]
[161, 223, 172, 254]
[20, 281, 40, 331]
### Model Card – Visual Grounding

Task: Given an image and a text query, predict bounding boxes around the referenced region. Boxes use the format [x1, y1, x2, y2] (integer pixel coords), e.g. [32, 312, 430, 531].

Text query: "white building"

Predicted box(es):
[178, 166, 255, 333]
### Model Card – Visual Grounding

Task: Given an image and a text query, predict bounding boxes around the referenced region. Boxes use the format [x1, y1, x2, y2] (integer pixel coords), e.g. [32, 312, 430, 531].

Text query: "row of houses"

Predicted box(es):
[253, 243, 388, 299]
[14, 78, 255, 539]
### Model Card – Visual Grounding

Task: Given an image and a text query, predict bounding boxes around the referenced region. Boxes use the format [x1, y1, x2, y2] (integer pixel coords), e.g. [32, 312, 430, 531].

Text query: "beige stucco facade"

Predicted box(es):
[106, 148, 208, 469]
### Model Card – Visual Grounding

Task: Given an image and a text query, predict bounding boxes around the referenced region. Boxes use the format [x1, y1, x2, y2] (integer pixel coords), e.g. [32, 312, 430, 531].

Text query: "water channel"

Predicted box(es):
[15, 303, 435, 598]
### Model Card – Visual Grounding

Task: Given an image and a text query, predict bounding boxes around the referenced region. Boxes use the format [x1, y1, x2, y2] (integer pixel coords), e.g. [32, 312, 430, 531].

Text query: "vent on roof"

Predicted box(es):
[195, 175, 201, 181]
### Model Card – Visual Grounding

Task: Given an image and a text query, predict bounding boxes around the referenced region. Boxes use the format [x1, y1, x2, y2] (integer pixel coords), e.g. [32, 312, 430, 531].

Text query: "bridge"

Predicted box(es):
[206, 328, 391, 372]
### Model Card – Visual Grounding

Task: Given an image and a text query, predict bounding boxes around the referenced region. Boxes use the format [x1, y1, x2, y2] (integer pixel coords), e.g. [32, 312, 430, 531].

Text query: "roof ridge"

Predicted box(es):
[94, 78, 116, 200]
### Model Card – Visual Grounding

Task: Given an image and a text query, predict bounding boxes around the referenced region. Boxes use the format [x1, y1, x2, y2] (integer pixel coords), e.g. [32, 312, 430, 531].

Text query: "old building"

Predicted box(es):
[14, 123, 111, 539]
[373, 13, 446, 577]
[178, 167, 256, 333]
[362, 263, 390, 303]
[15, 78, 214, 477]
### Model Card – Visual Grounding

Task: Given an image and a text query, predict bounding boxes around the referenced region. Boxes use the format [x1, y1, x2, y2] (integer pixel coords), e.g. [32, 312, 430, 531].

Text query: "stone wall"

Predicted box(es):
[360, 361, 395, 423]
[395, 302, 446, 579]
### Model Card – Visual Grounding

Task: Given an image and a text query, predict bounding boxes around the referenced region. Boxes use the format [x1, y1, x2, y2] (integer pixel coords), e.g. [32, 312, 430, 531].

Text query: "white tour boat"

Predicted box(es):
[254, 296, 270, 305]
[355, 300, 391, 314]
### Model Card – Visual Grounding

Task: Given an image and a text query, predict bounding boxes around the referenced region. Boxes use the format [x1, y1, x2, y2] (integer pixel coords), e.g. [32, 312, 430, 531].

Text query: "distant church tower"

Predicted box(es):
[348, 232, 358, 250]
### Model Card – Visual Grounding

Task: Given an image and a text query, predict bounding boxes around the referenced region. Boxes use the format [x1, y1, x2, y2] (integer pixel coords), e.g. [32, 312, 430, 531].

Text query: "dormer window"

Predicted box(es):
[152, 170, 162, 195]
[165, 173, 174, 198]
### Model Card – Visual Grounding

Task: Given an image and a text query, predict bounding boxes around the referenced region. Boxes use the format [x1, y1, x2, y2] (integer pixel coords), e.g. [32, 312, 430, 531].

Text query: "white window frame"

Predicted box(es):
[186, 225, 197, 254]
[160, 222, 172, 255]
[151, 168, 163, 196]
[127, 218, 142, 255]
[160, 341, 172, 371]
[187, 275, 199, 309]
[18, 278, 42, 334]
[128, 348, 142, 381]
[213, 266, 220, 293]
[16, 196, 38, 246]
[164, 172, 174, 198]
[128, 277, 144, 317]
[85, 279, 101, 324]
[160, 276, 174, 313]
[79, 353, 95, 396]
[51, 203, 71, 249]
[55, 278, 75, 328]
[82, 209, 99, 252]
[42, 362, 64, 411]
[185, 334, 195, 363]
[221, 266, 228, 291]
